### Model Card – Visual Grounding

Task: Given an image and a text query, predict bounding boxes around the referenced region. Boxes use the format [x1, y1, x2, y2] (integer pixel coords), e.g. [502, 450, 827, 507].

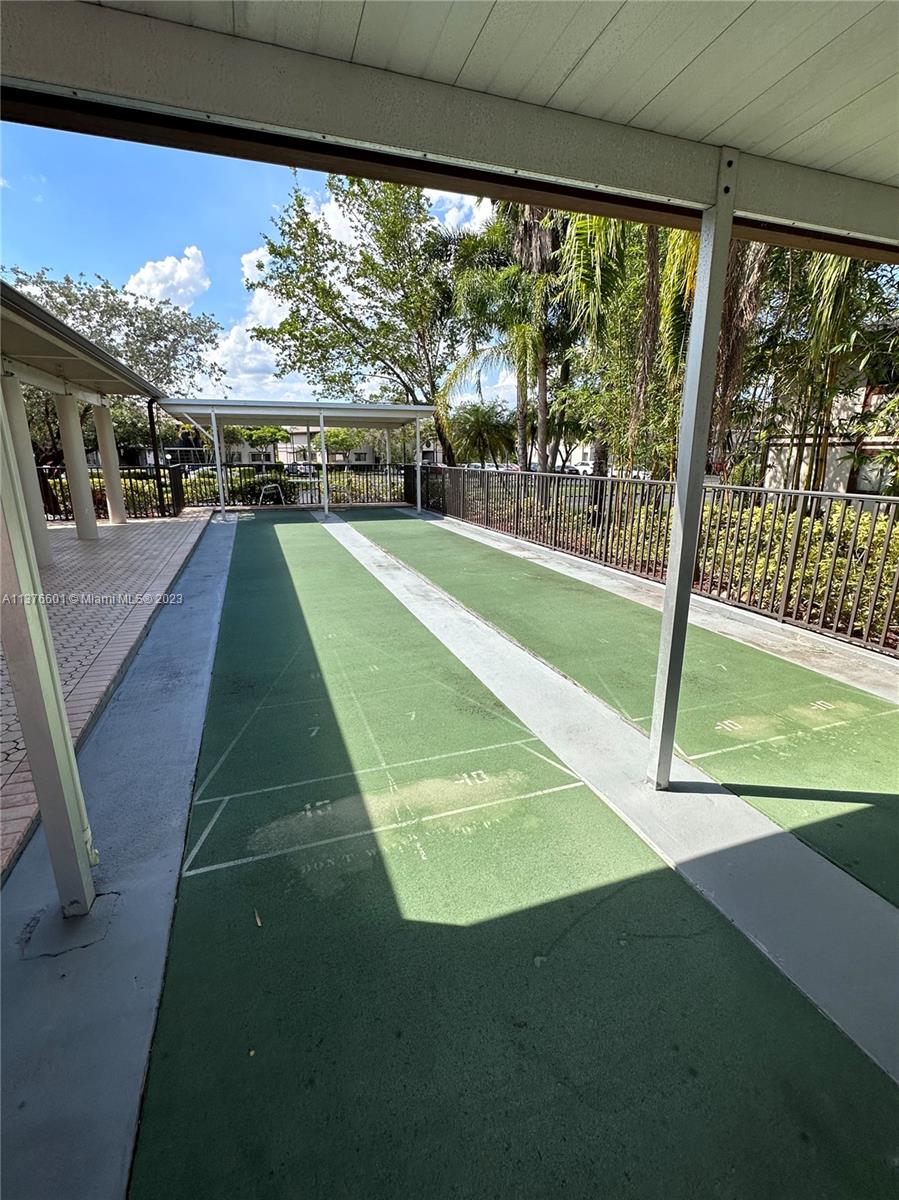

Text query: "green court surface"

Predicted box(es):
[129, 512, 898, 1199]
[344, 509, 899, 906]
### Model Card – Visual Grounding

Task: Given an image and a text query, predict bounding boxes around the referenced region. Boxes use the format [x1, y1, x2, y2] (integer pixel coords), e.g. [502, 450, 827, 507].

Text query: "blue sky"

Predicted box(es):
[0, 123, 501, 404]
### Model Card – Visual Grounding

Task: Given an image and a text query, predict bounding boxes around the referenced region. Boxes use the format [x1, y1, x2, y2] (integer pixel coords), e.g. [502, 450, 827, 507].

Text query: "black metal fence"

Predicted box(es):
[39, 465, 184, 520]
[422, 466, 899, 656]
[180, 463, 407, 508]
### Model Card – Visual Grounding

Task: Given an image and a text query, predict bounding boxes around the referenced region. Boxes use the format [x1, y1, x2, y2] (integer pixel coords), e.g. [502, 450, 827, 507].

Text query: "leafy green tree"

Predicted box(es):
[250, 176, 461, 462]
[3, 266, 224, 454]
[237, 425, 291, 460]
[451, 401, 515, 467]
[323, 428, 367, 459]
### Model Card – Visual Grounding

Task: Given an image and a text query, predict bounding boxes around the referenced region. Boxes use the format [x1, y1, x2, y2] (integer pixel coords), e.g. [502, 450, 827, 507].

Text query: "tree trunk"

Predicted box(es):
[812, 393, 834, 491]
[433, 409, 456, 466]
[548, 358, 570, 469]
[592, 437, 608, 476]
[536, 348, 549, 472]
[846, 385, 876, 493]
[516, 370, 528, 468]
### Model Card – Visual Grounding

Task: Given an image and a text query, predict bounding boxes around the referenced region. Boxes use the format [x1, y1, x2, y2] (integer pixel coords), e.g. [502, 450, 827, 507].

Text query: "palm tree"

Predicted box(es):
[451, 400, 515, 467]
[500, 204, 566, 471]
[448, 216, 537, 467]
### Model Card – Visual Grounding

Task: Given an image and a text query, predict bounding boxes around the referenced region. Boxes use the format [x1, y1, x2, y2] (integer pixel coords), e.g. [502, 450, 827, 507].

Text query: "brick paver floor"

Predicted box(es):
[0, 511, 211, 875]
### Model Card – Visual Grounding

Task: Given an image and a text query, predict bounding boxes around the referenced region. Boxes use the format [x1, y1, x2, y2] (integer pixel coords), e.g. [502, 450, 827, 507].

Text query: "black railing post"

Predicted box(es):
[147, 399, 168, 515]
[169, 466, 185, 516]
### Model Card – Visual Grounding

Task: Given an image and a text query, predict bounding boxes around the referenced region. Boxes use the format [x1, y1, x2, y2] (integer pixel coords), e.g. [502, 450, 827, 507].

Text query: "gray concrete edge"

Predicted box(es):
[0, 514, 236, 1200]
[401, 508, 898, 704]
[318, 512, 899, 1085]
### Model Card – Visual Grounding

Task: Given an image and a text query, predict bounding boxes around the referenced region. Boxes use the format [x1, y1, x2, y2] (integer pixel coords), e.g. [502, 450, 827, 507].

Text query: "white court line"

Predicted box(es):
[183, 781, 583, 878]
[182, 797, 230, 873]
[194, 737, 539, 806]
[518, 742, 579, 779]
[431, 674, 531, 735]
[193, 644, 305, 801]
[691, 707, 899, 761]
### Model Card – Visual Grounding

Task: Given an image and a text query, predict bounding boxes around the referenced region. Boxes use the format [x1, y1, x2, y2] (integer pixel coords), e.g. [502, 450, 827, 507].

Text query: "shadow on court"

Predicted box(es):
[724, 783, 899, 809]
[129, 512, 899, 1200]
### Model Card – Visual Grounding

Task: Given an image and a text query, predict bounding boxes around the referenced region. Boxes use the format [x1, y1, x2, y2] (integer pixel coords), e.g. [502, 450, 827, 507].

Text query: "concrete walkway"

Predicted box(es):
[0, 511, 210, 875]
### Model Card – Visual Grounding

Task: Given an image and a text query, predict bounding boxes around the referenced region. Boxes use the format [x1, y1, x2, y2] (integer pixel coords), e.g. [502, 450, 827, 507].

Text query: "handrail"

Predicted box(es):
[426, 464, 896, 504]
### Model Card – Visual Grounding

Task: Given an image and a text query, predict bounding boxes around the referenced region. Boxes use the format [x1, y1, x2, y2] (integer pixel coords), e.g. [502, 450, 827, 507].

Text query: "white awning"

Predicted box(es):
[159, 399, 435, 430]
[1, 281, 164, 402]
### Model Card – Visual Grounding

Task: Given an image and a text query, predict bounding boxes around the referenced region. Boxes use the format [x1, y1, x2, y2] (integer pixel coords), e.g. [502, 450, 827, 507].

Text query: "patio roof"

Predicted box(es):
[2, 2, 897, 256]
[0, 281, 164, 402]
[159, 399, 435, 430]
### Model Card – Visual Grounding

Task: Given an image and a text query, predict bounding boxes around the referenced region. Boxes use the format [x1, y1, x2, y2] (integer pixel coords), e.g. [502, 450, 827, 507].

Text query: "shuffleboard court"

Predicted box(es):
[342, 508, 899, 906]
[130, 512, 899, 1199]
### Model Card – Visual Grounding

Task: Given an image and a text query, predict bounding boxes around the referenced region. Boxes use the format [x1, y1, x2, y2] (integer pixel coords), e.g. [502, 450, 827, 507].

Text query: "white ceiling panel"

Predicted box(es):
[510, 2, 622, 106]
[555, 2, 746, 122]
[232, 2, 363, 60]
[413, 2, 495, 85]
[775, 76, 899, 173]
[830, 133, 899, 182]
[78, 1, 899, 195]
[706, 4, 899, 152]
[637, 2, 880, 142]
[97, 0, 234, 33]
[352, 1, 486, 81]
[455, 2, 583, 94]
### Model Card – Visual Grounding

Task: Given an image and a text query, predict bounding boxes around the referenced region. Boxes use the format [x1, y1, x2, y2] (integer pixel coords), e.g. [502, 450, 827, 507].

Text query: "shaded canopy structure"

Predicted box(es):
[2, 280, 164, 560]
[159, 398, 436, 515]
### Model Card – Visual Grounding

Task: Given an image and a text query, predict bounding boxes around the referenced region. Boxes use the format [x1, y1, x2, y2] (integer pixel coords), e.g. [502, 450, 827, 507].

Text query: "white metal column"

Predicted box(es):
[2, 370, 53, 569]
[306, 430, 313, 463]
[54, 393, 98, 540]
[319, 413, 329, 515]
[209, 408, 226, 517]
[385, 429, 391, 469]
[92, 403, 127, 525]
[0, 400, 97, 915]
[414, 415, 422, 513]
[648, 149, 738, 789]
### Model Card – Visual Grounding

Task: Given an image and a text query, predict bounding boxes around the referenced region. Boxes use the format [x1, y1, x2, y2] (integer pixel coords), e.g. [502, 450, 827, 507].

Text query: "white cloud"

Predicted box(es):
[125, 245, 211, 308]
[304, 191, 358, 245]
[213, 245, 311, 402]
[425, 189, 493, 232]
[448, 367, 517, 414]
[0, 177, 9, 189]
